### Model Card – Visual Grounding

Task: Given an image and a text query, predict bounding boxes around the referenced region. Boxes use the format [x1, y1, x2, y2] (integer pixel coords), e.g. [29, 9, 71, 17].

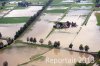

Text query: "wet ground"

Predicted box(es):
[22, 49, 94, 66]
[20, 13, 63, 42]
[45, 11, 100, 52]
[0, 1, 99, 66]
[72, 12, 100, 52]
[0, 43, 50, 66]
[5, 6, 43, 17]
[0, 23, 24, 38]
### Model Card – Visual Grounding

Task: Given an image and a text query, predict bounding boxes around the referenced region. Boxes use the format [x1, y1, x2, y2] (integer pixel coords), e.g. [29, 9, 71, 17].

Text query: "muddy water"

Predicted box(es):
[0, 23, 24, 38]
[0, 43, 49, 66]
[24, 49, 94, 66]
[5, 6, 43, 17]
[72, 12, 100, 52]
[20, 13, 63, 42]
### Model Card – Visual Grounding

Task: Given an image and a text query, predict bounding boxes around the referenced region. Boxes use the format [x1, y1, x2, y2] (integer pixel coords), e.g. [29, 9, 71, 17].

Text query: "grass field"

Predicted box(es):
[95, 13, 100, 26]
[25, 0, 48, 4]
[45, 9, 67, 13]
[94, 7, 100, 11]
[0, 17, 30, 24]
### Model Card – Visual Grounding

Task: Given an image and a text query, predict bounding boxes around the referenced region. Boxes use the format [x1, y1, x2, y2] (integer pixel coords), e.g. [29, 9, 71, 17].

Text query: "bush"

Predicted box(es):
[97, 51, 100, 58]
[75, 62, 87, 66]
[96, 60, 100, 66]
[48, 40, 52, 46]
[39, 39, 44, 44]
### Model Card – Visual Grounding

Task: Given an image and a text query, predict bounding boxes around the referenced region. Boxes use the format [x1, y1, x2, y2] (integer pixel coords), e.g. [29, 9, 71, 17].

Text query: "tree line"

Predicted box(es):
[69, 43, 89, 52]
[26, 37, 90, 51]
[26, 37, 60, 48]
[0, 0, 53, 49]
[14, 0, 53, 40]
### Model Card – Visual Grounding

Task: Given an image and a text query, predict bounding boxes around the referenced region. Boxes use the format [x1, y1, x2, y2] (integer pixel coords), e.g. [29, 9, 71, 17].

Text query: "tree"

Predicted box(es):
[27, 37, 29, 42]
[30, 37, 33, 43]
[54, 41, 58, 48]
[39, 39, 44, 44]
[97, 60, 100, 66]
[3, 61, 8, 66]
[48, 40, 52, 46]
[69, 43, 73, 50]
[0, 32, 2, 38]
[33, 38, 37, 43]
[84, 45, 89, 52]
[53, 41, 60, 48]
[79, 44, 84, 51]
[57, 41, 60, 48]
[97, 51, 100, 58]
[7, 38, 13, 45]
[0, 42, 4, 49]
[2, 2, 6, 7]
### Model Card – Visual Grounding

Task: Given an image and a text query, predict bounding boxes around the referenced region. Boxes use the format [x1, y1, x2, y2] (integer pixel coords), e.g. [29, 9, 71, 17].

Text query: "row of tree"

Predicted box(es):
[26, 37, 60, 48]
[69, 43, 89, 52]
[0, 38, 13, 49]
[26, 37, 90, 50]
[14, 0, 53, 40]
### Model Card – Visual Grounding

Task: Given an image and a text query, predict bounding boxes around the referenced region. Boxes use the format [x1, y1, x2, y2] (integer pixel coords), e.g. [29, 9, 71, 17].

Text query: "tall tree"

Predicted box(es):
[3, 61, 8, 66]
[0, 42, 4, 48]
[84, 45, 89, 52]
[39, 39, 44, 44]
[48, 40, 52, 46]
[30, 37, 33, 43]
[54, 41, 58, 48]
[0, 32, 2, 38]
[69, 43, 73, 50]
[33, 38, 37, 43]
[79, 44, 84, 51]
[27, 37, 29, 42]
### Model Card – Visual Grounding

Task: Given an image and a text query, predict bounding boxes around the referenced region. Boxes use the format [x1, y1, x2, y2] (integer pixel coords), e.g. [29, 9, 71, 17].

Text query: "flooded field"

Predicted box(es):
[19, 13, 63, 42]
[5, 6, 43, 17]
[72, 12, 100, 52]
[0, 23, 24, 38]
[0, 6, 43, 38]
[0, 43, 50, 66]
[22, 49, 94, 66]
[0, 0, 99, 66]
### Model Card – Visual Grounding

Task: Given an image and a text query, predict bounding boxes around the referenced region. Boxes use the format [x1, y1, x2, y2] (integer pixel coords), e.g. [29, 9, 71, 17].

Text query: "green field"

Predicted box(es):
[94, 7, 100, 11]
[0, 17, 30, 24]
[95, 13, 100, 26]
[25, 0, 48, 5]
[45, 9, 67, 13]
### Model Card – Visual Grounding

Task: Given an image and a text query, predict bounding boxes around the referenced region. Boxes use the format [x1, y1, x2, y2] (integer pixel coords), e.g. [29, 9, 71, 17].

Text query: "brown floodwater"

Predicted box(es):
[0, 43, 49, 66]
[23, 49, 94, 66]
